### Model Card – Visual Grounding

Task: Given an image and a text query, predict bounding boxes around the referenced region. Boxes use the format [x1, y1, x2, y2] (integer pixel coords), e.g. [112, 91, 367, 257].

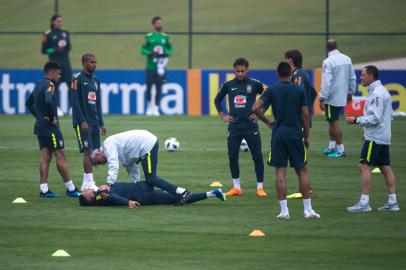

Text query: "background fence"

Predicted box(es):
[0, 0, 405, 70]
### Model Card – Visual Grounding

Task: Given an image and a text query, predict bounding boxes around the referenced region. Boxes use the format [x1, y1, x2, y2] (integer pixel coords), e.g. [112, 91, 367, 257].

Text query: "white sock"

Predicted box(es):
[279, 199, 288, 214]
[176, 187, 186, 194]
[329, 140, 336, 149]
[257, 182, 263, 189]
[337, 144, 345, 153]
[232, 178, 241, 189]
[360, 194, 369, 205]
[64, 180, 75, 192]
[83, 173, 94, 183]
[303, 198, 312, 212]
[388, 193, 397, 204]
[206, 192, 215, 198]
[40, 183, 48, 193]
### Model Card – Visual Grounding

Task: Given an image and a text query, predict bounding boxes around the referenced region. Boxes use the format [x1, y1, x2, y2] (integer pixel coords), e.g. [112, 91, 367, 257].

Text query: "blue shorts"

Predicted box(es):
[37, 129, 64, 151]
[325, 104, 342, 122]
[360, 140, 390, 166]
[74, 124, 100, 153]
[269, 131, 307, 168]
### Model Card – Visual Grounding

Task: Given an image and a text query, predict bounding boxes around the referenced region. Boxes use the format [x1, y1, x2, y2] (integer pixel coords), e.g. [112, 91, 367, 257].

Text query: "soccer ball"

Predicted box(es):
[240, 139, 249, 152]
[164, 137, 180, 152]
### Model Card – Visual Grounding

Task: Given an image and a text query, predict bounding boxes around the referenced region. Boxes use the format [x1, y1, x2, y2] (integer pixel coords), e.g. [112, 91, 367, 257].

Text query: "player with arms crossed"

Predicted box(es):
[26, 62, 80, 198]
[214, 57, 267, 198]
[253, 62, 319, 219]
[70, 53, 107, 191]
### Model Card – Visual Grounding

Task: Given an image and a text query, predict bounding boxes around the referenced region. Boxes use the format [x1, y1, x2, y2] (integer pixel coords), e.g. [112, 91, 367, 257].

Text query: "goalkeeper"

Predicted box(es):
[79, 182, 226, 207]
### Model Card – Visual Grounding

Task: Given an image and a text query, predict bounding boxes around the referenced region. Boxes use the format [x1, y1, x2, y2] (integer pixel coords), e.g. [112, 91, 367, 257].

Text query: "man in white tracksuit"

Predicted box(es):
[319, 39, 356, 158]
[90, 130, 192, 205]
[345, 65, 399, 213]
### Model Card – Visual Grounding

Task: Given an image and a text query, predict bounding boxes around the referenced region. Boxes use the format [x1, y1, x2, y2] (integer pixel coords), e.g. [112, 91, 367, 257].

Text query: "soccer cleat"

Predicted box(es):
[40, 190, 61, 198]
[212, 188, 226, 201]
[81, 181, 98, 192]
[256, 188, 267, 197]
[174, 190, 193, 206]
[276, 212, 290, 219]
[66, 187, 81, 197]
[323, 148, 336, 155]
[347, 202, 372, 213]
[328, 151, 346, 158]
[377, 202, 400, 212]
[304, 209, 321, 219]
[225, 187, 242, 197]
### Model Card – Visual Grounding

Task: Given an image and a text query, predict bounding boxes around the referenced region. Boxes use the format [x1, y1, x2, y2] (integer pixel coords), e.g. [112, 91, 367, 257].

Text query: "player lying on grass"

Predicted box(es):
[79, 181, 226, 207]
[90, 130, 194, 205]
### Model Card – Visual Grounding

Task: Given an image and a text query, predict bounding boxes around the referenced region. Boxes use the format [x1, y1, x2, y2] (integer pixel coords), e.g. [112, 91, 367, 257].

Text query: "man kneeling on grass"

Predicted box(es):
[79, 182, 226, 208]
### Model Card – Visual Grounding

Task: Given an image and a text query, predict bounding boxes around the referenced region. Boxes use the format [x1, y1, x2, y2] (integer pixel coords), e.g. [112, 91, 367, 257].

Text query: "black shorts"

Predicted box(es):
[37, 130, 64, 151]
[269, 131, 307, 168]
[325, 104, 342, 122]
[74, 124, 101, 153]
[146, 70, 165, 85]
[360, 140, 390, 166]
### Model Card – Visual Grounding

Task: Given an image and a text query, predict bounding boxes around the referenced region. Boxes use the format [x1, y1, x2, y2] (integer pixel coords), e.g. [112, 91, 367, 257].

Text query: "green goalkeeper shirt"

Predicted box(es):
[140, 31, 173, 70]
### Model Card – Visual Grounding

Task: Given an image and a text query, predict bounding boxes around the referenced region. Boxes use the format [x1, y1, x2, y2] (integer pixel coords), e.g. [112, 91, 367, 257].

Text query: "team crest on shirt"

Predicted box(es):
[47, 86, 55, 93]
[62, 32, 67, 38]
[294, 76, 302, 86]
[88, 91, 97, 104]
[234, 95, 247, 108]
[247, 84, 252, 94]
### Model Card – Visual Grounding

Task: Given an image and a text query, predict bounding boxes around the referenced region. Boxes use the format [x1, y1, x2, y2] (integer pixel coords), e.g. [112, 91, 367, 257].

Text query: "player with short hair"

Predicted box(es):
[141, 16, 173, 116]
[346, 65, 399, 213]
[90, 130, 193, 205]
[319, 39, 356, 158]
[41, 14, 72, 89]
[253, 61, 319, 219]
[70, 53, 107, 191]
[26, 62, 80, 198]
[214, 57, 267, 198]
[79, 182, 226, 207]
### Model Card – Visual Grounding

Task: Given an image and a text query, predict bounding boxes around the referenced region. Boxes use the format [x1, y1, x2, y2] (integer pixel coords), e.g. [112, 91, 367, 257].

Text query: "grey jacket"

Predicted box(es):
[356, 80, 392, 145]
[320, 50, 356, 106]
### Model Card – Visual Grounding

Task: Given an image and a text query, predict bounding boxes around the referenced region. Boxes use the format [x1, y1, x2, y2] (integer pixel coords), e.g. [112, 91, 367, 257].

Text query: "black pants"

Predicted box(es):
[227, 129, 264, 183]
[140, 142, 178, 196]
[146, 70, 164, 104]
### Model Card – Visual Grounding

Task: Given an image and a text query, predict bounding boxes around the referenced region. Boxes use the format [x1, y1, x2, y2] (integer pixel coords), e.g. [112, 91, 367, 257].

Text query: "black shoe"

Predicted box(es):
[174, 190, 192, 206]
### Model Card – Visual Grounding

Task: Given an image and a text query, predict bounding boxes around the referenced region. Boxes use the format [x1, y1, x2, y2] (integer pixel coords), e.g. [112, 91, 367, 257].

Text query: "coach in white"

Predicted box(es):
[319, 39, 356, 158]
[90, 130, 192, 204]
[345, 65, 399, 213]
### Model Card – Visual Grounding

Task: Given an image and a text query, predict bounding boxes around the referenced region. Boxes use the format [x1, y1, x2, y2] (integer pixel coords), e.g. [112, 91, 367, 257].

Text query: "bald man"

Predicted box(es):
[319, 39, 356, 158]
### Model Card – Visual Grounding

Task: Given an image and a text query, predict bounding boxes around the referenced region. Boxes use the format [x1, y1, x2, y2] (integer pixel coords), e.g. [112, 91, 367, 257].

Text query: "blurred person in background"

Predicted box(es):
[141, 16, 173, 116]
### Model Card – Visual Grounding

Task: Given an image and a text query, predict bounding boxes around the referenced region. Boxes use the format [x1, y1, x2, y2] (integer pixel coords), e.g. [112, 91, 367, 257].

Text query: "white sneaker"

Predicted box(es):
[347, 202, 372, 213]
[153, 105, 160, 116]
[146, 103, 153, 116]
[304, 209, 320, 218]
[377, 202, 400, 212]
[81, 181, 98, 191]
[276, 212, 290, 219]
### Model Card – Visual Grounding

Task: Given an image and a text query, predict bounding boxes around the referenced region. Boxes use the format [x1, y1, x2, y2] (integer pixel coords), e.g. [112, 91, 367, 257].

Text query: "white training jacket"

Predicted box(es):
[101, 130, 158, 185]
[320, 49, 356, 106]
[356, 80, 392, 145]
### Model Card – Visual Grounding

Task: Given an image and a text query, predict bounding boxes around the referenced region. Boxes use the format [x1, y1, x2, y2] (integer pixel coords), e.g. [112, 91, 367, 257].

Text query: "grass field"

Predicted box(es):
[1, 0, 405, 69]
[0, 115, 405, 270]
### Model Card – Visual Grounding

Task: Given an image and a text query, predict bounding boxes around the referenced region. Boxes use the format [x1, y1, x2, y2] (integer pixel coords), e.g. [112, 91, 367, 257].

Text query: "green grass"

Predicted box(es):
[0, 115, 405, 270]
[0, 0, 405, 69]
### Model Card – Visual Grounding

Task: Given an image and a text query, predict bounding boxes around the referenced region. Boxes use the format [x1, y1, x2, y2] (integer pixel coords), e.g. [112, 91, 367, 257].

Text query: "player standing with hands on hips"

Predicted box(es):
[214, 57, 267, 198]
[346, 65, 399, 213]
[70, 54, 107, 191]
[141, 16, 173, 116]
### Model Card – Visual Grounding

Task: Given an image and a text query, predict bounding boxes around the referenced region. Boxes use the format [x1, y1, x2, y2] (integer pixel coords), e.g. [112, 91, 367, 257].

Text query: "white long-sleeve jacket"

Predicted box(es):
[356, 80, 392, 145]
[320, 49, 356, 106]
[101, 130, 158, 185]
